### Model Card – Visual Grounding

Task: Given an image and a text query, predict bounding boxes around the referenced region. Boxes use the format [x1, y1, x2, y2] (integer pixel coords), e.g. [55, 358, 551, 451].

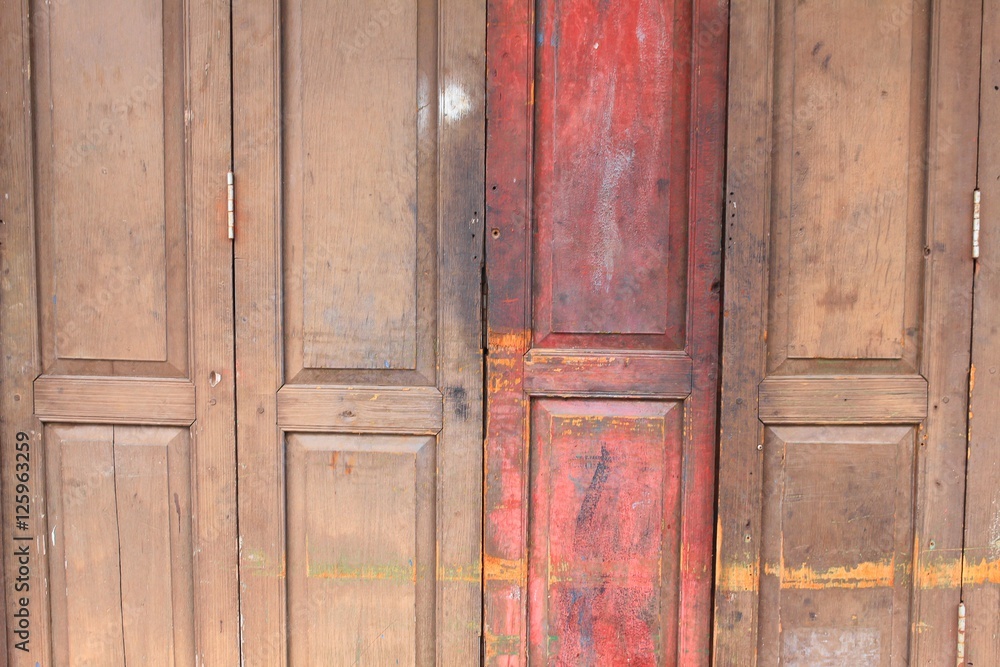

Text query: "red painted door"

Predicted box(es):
[484, 1, 728, 664]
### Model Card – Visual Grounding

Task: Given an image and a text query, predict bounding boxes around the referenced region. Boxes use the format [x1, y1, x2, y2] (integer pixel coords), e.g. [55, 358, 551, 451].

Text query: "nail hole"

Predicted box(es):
[491, 228, 501, 238]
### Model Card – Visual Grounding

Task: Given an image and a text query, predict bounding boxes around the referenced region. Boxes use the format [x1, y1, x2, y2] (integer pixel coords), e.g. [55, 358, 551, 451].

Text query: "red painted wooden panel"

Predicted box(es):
[534, 0, 689, 344]
[485, 0, 727, 663]
[529, 400, 682, 665]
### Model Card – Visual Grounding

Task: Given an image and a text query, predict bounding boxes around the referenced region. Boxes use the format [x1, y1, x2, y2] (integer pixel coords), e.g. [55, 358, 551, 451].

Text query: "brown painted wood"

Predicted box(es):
[34, 377, 196, 425]
[964, 0, 1000, 661]
[276, 386, 443, 434]
[484, 0, 727, 663]
[233, 0, 485, 662]
[716, 0, 981, 664]
[0, 0, 237, 663]
[0, 1, 47, 662]
[758, 376, 928, 425]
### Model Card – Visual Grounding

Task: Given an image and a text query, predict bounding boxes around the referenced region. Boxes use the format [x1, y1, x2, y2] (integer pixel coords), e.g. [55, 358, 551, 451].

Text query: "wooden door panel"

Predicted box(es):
[0, 0, 237, 664]
[34, 0, 189, 376]
[285, 434, 435, 665]
[716, 0, 981, 664]
[234, 0, 485, 663]
[766, 0, 927, 374]
[757, 427, 916, 666]
[529, 400, 683, 665]
[485, 0, 727, 663]
[46, 426, 194, 667]
[282, 0, 427, 376]
[533, 0, 688, 345]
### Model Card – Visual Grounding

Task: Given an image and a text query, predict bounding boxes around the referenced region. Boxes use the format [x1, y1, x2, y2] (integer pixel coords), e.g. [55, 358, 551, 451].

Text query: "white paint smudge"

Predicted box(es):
[441, 83, 473, 121]
[783, 628, 881, 666]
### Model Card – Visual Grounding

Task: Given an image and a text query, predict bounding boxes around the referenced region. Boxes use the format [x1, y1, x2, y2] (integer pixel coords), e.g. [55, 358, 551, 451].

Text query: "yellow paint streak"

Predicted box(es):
[717, 556, 1000, 592]
[769, 561, 896, 590]
[484, 554, 526, 583]
[717, 562, 759, 593]
[961, 557, 1000, 586]
[308, 562, 417, 582]
[437, 563, 483, 584]
[488, 330, 530, 351]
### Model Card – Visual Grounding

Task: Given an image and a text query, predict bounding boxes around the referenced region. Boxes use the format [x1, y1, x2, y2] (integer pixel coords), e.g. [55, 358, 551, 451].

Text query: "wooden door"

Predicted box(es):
[231, 0, 485, 664]
[484, 0, 728, 663]
[0, 0, 238, 665]
[715, 0, 981, 664]
[963, 0, 1000, 662]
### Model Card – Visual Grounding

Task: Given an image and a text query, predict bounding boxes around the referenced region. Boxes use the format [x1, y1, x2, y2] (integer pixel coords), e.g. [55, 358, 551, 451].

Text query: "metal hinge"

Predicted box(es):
[973, 189, 980, 259]
[957, 601, 966, 665]
[227, 171, 235, 240]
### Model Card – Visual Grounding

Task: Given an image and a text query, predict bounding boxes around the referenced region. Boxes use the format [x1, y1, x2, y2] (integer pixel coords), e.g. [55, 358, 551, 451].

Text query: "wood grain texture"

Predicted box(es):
[45, 425, 195, 667]
[1, 2, 51, 664]
[436, 0, 487, 659]
[909, 2, 980, 663]
[234, 0, 483, 662]
[34, 376, 196, 425]
[32, 0, 189, 379]
[277, 386, 442, 433]
[758, 376, 928, 424]
[184, 0, 239, 662]
[524, 351, 691, 397]
[963, 0, 1000, 661]
[50, 426, 126, 667]
[484, 0, 534, 659]
[528, 400, 683, 665]
[715, 1, 979, 664]
[295, 0, 418, 371]
[485, 0, 726, 663]
[282, 0, 438, 388]
[533, 0, 683, 341]
[782, 2, 916, 361]
[757, 426, 916, 666]
[712, 0, 773, 659]
[232, 0, 288, 660]
[286, 434, 434, 665]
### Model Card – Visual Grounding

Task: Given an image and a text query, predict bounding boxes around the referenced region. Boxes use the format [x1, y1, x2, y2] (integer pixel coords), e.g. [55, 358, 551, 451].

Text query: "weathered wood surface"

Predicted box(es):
[233, 0, 485, 662]
[964, 0, 1000, 661]
[715, 0, 981, 664]
[0, 0, 238, 663]
[485, 0, 727, 663]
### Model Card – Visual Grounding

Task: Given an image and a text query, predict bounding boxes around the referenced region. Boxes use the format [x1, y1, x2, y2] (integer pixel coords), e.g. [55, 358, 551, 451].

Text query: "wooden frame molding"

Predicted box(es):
[34, 376, 196, 426]
[276, 386, 443, 434]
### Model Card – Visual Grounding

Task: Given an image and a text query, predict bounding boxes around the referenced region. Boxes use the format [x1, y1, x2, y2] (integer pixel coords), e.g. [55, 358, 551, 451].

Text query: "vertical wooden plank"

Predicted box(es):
[964, 0, 1000, 661]
[53, 426, 126, 666]
[680, 2, 728, 663]
[484, 0, 533, 662]
[114, 427, 186, 667]
[232, 0, 287, 661]
[186, 0, 239, 662]
[438, 0, 486, 662]
[911, 1, 980, 663]
[713, 0, 774, 656]
[0, 2, 50, 664]
[46, 0, 168, 362]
